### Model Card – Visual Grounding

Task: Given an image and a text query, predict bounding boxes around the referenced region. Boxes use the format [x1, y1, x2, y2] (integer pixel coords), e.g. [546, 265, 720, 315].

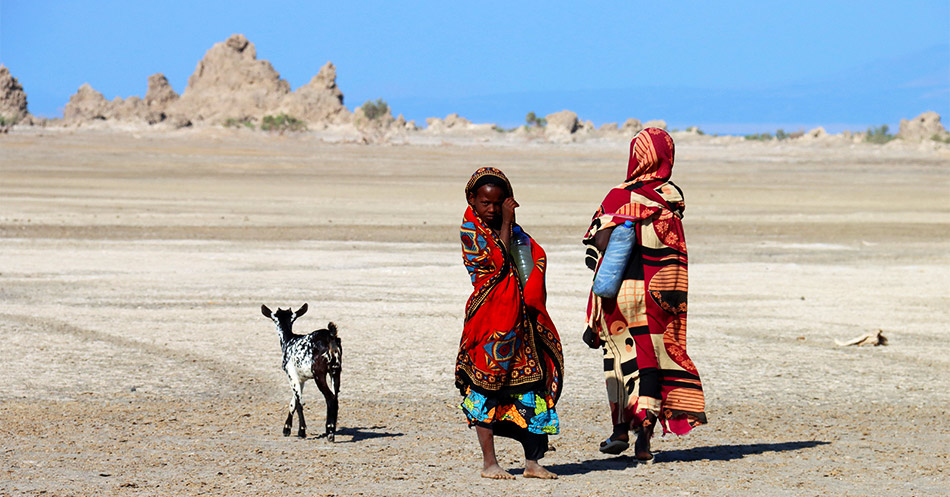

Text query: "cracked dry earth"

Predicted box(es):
[1, 130, 948, 496]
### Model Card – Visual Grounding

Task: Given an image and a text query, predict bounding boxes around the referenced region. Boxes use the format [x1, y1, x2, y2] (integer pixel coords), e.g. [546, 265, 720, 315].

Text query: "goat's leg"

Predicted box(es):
[332, 367, 341, 393]
[331, 369, 341, 440]
[284, 374, 304, 437]
[295, 381, 307, 438]
[283, 382, 295, 436]
[315, 373, 338, 442]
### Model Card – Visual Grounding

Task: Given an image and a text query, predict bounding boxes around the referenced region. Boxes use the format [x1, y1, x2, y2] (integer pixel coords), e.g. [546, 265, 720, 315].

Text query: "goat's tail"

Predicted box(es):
[326, 322, 342, 372]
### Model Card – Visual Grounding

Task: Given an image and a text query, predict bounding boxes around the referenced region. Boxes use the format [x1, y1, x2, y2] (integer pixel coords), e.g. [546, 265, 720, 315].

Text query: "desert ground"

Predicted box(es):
[1, 128, 948, 496]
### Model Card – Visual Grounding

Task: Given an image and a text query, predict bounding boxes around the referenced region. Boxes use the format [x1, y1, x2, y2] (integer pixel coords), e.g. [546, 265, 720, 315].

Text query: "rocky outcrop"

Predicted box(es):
[643, 119, 667, 130]
[0, 65, 29, 123]
[58, 35, 351, 129]
[63, 76, 190, 127]
[898, 111, 949, 142]
[425, 113, 469, 131]
[143, 73, 190, 126]
[802, 126, 828, 139]
[277, 62, 351, 127]
[145, 73, 179, 109]
[575, 119, 596, 136]
[394, 114, 417, 131]
[621, 118, 643, 134]
[111, 95, 146, 121]
[167, 34, 351, 127]
[544, 110, 579, 137]
[64, 84, 112, 122]
[424, 113, 493, 133]
[171, 34, 290, 123]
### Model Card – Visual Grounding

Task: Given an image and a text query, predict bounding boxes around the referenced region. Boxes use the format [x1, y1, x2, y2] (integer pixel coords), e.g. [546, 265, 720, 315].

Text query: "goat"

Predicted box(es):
[261, 303, 342, 441]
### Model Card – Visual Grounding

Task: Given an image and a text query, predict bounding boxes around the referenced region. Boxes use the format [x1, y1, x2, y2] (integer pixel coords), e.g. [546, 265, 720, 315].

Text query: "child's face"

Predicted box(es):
[467, 184, 508, 230]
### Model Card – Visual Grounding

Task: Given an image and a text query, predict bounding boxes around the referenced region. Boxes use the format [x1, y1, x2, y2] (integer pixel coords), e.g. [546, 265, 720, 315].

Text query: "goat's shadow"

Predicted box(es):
[542, 440, 830, 476]
[310, 425, 404, 443]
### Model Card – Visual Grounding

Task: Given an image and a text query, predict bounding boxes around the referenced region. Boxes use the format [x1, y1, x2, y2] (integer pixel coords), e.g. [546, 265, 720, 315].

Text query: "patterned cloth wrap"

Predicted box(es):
[457, 167, 564, 435]
[583, 128, 707, 436]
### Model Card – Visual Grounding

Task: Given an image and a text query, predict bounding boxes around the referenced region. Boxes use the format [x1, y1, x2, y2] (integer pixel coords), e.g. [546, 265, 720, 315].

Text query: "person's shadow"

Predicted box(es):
[545, 440, 829, 476]
[310, 425, 404, 443]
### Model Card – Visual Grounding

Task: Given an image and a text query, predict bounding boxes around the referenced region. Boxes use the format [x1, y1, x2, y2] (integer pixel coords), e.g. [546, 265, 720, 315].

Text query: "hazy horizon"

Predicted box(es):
[2, 1, 947, 134]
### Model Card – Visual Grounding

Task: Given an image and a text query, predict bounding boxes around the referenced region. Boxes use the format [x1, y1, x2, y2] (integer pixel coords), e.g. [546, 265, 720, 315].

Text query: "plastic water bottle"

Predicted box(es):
[592, 220, 635, 298]
[510, 226, 533, 286]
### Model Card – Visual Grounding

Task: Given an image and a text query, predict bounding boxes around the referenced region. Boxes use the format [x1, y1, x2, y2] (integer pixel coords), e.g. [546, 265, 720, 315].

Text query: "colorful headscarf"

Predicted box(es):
[584, 128, 685, 253]
[465, 167, 513, 198]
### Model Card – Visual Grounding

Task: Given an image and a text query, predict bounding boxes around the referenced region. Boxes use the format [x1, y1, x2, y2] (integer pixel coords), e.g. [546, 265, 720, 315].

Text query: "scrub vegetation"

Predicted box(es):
[360, 99, 389, 120]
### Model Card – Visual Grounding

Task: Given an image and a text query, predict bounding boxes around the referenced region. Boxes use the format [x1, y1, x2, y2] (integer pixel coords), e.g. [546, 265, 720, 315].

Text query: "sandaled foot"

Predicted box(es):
[599, 433, 630, 454]
[481, 463, 515, 480]
[524, 460, 558, 479]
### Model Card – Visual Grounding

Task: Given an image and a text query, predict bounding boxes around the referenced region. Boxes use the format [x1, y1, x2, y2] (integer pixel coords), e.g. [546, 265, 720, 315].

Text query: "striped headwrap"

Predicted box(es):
[627, 127, 675, 183]
[465, 167, 513, 198]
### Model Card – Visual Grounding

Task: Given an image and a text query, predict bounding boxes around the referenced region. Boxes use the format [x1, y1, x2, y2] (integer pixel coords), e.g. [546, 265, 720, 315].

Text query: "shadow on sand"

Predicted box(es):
[311, 425, 404, 443]
[545, 440, 830, 476]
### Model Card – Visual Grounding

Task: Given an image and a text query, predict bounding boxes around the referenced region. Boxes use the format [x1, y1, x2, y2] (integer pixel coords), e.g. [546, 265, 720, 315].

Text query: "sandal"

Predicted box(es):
[598, 435, 629, 454]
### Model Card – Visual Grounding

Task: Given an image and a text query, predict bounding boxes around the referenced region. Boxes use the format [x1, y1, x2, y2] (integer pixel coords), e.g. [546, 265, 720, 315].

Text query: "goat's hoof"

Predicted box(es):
[327, 433, 335, 443]
[282, 428, 292, 437]
[297, 430, 307, 439]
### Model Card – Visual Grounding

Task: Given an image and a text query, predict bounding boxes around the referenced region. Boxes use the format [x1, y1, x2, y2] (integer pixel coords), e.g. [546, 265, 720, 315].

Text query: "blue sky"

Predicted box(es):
[1, 0, 947, 133]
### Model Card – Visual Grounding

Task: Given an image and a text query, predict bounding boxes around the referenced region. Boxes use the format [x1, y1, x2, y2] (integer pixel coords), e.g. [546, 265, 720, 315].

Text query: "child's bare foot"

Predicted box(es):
[524, 460, 558, 479]
[481, 463, 515, 480]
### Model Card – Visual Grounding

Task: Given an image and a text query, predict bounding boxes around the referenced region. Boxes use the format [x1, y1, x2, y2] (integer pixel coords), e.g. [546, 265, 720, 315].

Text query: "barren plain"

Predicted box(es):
[1, 129, 948, 496]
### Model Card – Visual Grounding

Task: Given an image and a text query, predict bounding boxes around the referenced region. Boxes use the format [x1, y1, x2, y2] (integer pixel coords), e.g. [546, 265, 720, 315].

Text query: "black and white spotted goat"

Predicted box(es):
[261, 303, 342, 441]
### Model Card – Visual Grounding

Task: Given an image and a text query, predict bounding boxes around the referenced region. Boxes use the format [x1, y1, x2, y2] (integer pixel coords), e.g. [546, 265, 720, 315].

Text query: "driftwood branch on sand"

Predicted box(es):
[835, 330, 888, 347]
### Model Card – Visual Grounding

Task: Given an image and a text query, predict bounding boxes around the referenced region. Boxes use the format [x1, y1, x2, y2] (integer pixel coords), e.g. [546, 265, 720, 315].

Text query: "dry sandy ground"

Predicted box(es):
[1, 129, 948, 496]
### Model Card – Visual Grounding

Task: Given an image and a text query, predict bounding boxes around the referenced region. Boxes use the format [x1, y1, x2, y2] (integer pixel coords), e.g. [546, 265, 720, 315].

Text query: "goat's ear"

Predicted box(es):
[261, 305, 272, 318]
[295, 303, 308, 319]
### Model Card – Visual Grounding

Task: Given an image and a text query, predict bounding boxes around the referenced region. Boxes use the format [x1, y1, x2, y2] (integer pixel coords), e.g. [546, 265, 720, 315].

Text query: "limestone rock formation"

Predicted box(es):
[803, 127, 828, 139]
[167, 34, 352, 128]
[621, 118, 643, 135]
[110, 95, 146, 121]
[63, 84, 160, 125]
[143, 73, 188, 126]
[599, 122, 619, 132]
[898, 111, 949, 142]
[63, 76, 190, 127]
[0, 65, 29, 122]
[545, 110, 579, 136]
[277, 62, 351, 127]
[172, 34, 290, 123]
[54, 35, 358, 130]
[424, 113, 492, 133]
[575, 119, 596, 135]
[64, 84, 112, 122]
[643, 119, 667, 130]
[424, 116, 443, 131]
[145, 73, 179, 109]
[394, 114, 417, 131]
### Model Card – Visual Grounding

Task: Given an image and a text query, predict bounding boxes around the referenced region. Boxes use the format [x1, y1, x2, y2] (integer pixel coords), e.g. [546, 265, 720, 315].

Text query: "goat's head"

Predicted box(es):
[261, 303, 308, 331]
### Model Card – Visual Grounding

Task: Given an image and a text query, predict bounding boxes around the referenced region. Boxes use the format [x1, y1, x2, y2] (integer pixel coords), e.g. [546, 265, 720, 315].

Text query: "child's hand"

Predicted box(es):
[502, 197, 519, 226]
